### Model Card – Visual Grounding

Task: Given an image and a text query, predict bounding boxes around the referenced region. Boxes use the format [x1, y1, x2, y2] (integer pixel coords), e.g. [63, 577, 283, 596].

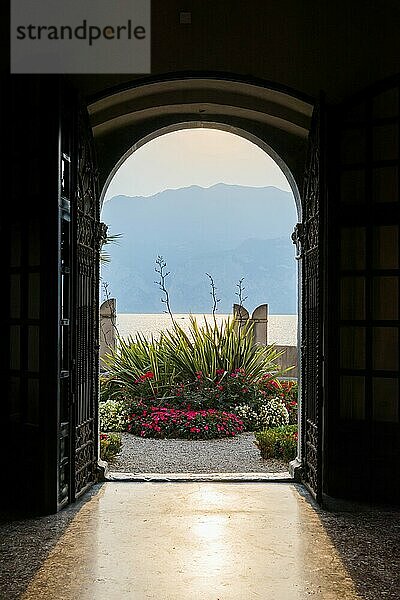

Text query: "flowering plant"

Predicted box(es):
[257, 376, 298, 424]
[126, 405, 244, 440]
[100, 365, 297, 438]
[260, 397, 290, 428]
[99, 399, 128, 432]
[167, 368, 258, 410]
[234, 397, 289, 431]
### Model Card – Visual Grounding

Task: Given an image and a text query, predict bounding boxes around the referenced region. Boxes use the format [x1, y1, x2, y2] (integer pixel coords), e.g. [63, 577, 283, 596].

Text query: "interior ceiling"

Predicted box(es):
[89, 78, 313, 140]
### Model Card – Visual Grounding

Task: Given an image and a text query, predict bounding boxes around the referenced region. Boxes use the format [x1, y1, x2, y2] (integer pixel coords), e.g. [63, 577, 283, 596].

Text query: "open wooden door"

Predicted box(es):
[326, 76, 400, 502]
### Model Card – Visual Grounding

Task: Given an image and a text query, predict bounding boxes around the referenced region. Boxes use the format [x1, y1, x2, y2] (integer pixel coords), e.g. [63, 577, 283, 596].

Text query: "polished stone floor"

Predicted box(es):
[17, 482, 363, 600]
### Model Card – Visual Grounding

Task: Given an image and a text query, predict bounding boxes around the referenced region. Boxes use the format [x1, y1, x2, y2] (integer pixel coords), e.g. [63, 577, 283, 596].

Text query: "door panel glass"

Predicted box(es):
[28, 273, 40, 320]
[340, 169, 365, 204]
[10, 223, 22, 268]
[8, 377, 21, 417]
[372, 124, 398, 162]
[373, 88, 399, 119]
[372, 327, 399, 370]
[340, 127, 366, 165]
[340, 326, 366, 369]
[372, 166, 398, 203]
[10, 326, 21, 370]
[373, 277, 399, 320]
[340, 227, 366, 270]
[28, 326, 40, 372]
[27, 379, 40, 425]
[340, 276, 366, 320]
[28, 220, 41, 267]
[373, 226, 399, 269]
[10, 274, 21, 319]
[340, 376, 365, 419]
[373, 378, 399, 422]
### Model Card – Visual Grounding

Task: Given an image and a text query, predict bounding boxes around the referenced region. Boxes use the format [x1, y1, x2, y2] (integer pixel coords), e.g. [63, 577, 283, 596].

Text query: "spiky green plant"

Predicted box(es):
[102, 316, 287, 397]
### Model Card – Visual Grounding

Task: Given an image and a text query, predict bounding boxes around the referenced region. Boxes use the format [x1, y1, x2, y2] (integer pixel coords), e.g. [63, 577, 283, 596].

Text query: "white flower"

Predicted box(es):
[99, 399, 127, 432]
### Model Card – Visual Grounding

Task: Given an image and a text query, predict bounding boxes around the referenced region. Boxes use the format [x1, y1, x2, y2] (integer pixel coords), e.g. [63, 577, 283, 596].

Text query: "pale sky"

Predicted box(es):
[103, 128, 292, 201]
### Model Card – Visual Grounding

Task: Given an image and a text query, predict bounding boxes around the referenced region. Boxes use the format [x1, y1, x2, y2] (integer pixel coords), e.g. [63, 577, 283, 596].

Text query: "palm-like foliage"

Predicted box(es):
[100, 232, 122, 264]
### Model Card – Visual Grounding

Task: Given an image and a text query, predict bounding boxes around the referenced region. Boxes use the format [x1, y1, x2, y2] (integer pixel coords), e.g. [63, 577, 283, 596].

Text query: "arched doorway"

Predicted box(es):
[3, 73, 331, 513]
[98, 124, 301, 478]
[88, 75, 324, 500]
[56, 72, 400, 509]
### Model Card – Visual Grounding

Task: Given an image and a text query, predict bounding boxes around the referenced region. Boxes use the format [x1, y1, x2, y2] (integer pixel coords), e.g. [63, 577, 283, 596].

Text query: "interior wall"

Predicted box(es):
[70, 1, 400, 104]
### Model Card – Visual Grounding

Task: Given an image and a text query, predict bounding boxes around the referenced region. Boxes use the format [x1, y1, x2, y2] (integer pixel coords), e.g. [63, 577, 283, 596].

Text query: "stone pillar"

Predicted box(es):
[233, 303, 269, 345]
[233, 303, 250, 323]
[99, 298, 117, 370]
[251, 304, 268, 345]
[233, 304, 250, 338]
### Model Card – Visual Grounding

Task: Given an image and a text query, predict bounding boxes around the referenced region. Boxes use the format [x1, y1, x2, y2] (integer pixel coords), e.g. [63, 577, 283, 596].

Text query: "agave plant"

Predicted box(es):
[161, 316, 286, 381]
[102, 316, 287, 398]
[101, 332, 177, 397]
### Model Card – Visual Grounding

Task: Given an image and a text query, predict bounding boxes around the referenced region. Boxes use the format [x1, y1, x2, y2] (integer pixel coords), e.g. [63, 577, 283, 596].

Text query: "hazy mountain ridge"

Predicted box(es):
[101, 184, 297, 313]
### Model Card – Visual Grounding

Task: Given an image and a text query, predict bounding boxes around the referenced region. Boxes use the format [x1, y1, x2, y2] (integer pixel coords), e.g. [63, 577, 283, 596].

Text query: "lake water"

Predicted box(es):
[116, 313, 298, 346]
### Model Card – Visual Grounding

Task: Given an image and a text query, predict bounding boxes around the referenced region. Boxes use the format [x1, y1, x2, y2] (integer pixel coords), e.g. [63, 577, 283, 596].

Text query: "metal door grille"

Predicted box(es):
[71, 106, 102, 499]
[300, 101, 325, 502]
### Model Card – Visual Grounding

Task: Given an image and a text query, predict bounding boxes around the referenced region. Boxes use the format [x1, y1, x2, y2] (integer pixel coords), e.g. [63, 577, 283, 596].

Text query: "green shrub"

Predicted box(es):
[100, 432, 122, 462]
[254, 425, 298, 462]
[99, 399, 128, 432]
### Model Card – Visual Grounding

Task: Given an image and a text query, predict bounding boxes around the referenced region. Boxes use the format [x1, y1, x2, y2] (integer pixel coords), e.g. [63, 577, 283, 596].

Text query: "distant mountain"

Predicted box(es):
[100, 184, 298, 313]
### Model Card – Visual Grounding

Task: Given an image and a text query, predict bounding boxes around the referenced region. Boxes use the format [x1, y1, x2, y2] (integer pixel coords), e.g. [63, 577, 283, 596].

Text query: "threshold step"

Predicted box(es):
[106, 471, 292, 482]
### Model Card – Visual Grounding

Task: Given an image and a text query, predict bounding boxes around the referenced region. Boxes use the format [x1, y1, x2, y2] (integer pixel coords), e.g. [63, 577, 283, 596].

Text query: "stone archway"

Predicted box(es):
[89, 74, 324, 498]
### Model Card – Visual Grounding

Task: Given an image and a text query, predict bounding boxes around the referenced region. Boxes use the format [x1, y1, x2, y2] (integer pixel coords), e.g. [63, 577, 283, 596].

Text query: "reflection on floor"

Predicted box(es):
[18, 482, 362, 600]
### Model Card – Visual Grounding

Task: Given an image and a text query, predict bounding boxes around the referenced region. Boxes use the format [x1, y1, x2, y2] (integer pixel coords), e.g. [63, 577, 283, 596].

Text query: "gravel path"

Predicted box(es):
[110, 431, 288, 473]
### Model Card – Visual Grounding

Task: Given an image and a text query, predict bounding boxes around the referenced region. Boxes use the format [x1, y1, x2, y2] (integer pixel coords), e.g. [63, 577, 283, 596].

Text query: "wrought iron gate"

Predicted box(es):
[58, 89, 102, 507]
[298, 101, 326, 502]
[71, 106, 103, 500]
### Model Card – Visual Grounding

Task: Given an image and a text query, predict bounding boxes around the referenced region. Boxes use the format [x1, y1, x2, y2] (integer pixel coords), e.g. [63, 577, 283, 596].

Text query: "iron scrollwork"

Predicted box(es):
[300, 100, 324, 503]
[292, 223, 304, 259]
[73, 104, 100, 499]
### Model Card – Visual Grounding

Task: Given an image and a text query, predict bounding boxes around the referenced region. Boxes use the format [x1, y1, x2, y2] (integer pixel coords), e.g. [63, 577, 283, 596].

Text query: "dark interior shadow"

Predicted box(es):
[297, 484, 400, 600]
[0, 483, 104, 600]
